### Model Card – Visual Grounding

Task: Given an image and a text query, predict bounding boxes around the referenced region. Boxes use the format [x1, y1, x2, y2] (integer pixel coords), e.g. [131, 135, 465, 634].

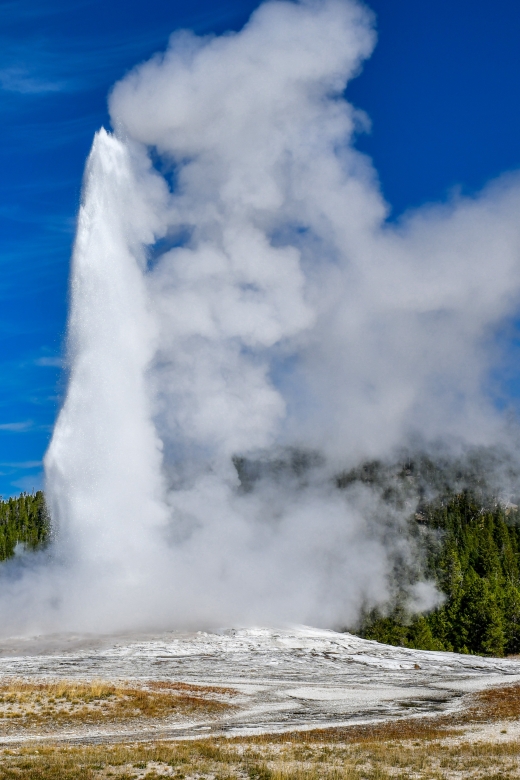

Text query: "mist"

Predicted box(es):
[2, 0, 520, 636]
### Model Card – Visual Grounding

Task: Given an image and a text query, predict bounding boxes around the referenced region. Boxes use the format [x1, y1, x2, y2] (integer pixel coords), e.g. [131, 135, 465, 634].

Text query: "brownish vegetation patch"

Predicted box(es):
[466, 681, 520, 721]
[0, 730, 519, 780]
[237, 715, 462, 745]
[146, 680, 237, 697]
[0, 681, 519, 778]
[0, 679, 234, 734]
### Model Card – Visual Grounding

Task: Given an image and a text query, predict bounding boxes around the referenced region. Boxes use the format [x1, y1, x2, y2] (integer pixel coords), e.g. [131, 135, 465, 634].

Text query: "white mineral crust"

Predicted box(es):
[0, 625, 518, 741]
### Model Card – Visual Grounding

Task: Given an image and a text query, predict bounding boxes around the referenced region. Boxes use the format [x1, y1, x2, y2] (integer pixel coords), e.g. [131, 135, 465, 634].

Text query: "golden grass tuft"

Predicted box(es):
[0, 678, 234, 733]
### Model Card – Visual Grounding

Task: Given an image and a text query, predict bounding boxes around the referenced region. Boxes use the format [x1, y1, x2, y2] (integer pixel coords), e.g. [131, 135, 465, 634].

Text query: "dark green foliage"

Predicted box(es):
[361, 492, 520, 656]
[0, 491, 49, 561]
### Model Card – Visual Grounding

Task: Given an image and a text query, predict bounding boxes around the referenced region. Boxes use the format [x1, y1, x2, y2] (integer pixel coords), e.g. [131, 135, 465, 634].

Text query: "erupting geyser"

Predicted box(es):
[2, 0, 520, 637]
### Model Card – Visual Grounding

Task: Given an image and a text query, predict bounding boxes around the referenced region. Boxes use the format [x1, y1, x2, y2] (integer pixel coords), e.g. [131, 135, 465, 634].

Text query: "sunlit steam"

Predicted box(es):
[1, 0, 520, 636]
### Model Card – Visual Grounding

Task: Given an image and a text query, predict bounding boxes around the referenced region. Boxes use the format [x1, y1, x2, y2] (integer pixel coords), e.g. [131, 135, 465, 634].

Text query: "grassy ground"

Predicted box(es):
[0, 683, 519, 778]
[0, 680, 234, 735]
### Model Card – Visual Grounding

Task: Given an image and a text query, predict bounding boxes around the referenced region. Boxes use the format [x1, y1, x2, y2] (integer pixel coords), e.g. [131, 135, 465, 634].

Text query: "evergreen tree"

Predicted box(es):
[360, 492, 520, 657]
[0, 491, 49, 561]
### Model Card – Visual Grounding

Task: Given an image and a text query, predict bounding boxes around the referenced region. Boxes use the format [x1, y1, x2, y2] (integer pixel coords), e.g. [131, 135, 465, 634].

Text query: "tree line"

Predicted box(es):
[360, 491, 520, 656]
[2, 484, 520, 656]
[0, 491, 49, 561]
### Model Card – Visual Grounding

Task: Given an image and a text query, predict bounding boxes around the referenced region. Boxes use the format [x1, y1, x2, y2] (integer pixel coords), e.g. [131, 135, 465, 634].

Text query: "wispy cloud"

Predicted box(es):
[0, 43, 77, 96]
[0, 30, 168, 98]
[12, 472, 43, 492]
[0, 421, 33, 432]
[0, 2, 256, 101]
[0, 460, 41, 468]
[0, 229, 73, 299]
[0, 66, 67, 94]
[1, 113, 98, 151]
[0, 0, 91, 23]
[35, 356, 63, 368]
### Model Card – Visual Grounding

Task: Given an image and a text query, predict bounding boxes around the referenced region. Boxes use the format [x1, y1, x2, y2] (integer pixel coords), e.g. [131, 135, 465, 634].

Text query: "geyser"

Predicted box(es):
[3, 0, 520, 636]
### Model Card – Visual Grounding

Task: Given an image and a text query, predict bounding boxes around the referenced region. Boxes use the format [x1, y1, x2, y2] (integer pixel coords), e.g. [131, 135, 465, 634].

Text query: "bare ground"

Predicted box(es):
[1, 683, 520, 779]
[0, 628, 520, 777]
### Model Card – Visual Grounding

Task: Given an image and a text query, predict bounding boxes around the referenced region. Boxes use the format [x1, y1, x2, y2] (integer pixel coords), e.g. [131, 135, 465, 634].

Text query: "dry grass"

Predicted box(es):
[239, 716, 463, 744]
[253, 680, 520, 747]
[0, 681, 519, 778]
[0, 730, 519, 780]
[467, 681, 520, 721]
[0, 679, 234, 733]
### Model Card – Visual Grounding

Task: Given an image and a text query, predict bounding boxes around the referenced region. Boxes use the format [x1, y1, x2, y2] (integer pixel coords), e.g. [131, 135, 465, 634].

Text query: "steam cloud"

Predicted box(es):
[3, 0, 520, 636]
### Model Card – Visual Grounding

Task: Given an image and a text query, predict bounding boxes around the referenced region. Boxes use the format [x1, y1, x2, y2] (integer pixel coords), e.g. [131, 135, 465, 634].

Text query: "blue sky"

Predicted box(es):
[0, 0, 519, 497]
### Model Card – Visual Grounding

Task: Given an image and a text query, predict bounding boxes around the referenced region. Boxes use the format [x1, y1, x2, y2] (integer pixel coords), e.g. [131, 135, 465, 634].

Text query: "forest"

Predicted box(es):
[2, 481, 520, 656]
[360, 491, 520, 657]
[0, 491, 49, 561]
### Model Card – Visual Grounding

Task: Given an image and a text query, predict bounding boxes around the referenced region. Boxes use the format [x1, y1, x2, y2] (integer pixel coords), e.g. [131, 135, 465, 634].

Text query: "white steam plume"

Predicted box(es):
[1, 0, 520, 635]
